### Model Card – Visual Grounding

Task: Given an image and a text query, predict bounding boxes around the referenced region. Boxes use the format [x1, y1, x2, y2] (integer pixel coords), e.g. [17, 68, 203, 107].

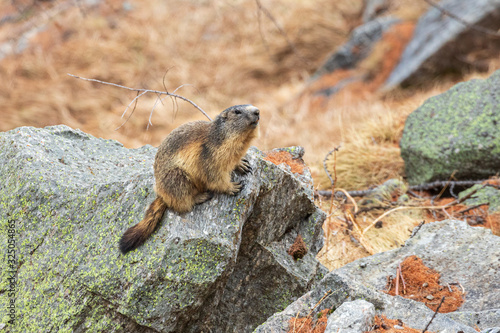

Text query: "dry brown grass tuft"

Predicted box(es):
[317, 195, 424, 271]
[319, 104, 405, 190]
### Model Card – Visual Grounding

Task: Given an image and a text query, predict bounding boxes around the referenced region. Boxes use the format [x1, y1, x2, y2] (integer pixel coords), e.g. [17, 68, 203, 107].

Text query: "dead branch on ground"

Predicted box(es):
[316, 179, 487, 199]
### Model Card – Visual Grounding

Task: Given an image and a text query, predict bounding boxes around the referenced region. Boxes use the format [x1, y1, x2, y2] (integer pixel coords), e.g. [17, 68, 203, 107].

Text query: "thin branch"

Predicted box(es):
[395, 265, 400, 296]
[337, 188, 358, 214]
[409, 221, 425, 239]
[422, 296, 446, 333]
[458, 203, 489, 215]
[399, 263, 406, 293]
[317, 179, 488, 199]
[147, 94, 162, 130]
[323, 146, 341, 187]
[293, 289, 334, 333]
[423, 0, 500, 37]
[67, 74, 212, 128]
[115, 90, 148, 130]
[362, 185, 483, 235]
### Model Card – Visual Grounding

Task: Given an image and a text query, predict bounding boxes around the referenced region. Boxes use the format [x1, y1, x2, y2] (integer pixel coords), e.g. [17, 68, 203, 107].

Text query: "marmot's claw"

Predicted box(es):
[235, 158, 252, 175]
[230, 180, 244, 195]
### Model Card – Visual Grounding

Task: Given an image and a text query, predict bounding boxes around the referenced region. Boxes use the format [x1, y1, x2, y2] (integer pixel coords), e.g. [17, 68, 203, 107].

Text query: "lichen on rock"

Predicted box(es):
[400, 69, 500, 185]
[0, 125, 326, 332]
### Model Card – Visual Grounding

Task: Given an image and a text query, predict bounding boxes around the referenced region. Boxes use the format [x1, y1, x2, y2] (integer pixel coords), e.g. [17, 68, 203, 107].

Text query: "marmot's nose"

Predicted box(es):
[247, 105, 260, 119]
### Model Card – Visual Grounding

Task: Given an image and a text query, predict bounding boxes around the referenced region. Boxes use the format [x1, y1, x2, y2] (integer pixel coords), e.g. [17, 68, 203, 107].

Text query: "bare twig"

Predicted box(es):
[395, 265, 400, 296]
[293, 289, 334, 333]
[422, 296, 446, 333]
[317, 179, 487, 199]
[423, 0, 500, 37]
[410, 179, 484, 192]
[457, 203, 489, 215]
[399, 263, 406, 294]
[67, 74, 212, 129]
[362, 185, 483, 235]
[326, 147, 341, 223]
[323, 146, 341, 187]
[337, 188, 358, 214]
[409, 221, 425, 239]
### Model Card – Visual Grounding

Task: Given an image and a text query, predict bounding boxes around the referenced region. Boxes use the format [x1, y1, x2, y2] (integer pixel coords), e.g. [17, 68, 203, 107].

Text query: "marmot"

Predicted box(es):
[119, 104, 260, 254]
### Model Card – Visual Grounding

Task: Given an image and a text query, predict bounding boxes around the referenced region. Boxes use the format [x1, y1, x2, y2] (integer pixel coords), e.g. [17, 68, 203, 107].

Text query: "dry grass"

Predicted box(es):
[317, 195, 424, 271]
[321, 109, 405, 190]
[1, 0, 363, 150]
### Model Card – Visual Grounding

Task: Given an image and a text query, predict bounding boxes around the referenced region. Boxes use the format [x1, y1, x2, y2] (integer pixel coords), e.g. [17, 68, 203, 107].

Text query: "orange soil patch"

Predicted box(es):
[366, 315, 433, 333]
[287, 234, 308, 260]
[288, 308, 329, 333]
[264, 150, 306, 174]
[424, 195, 499, 236]
[364, 21, 416, 90]
[287, 310, 430, 333]
[385, 256, 464, 313]
[487, 212, 500, 236]
[304, 21, 416, 112]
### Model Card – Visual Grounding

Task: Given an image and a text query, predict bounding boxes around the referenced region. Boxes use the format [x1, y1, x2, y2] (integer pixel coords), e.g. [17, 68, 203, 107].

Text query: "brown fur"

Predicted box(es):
[119, 105, 260, 254]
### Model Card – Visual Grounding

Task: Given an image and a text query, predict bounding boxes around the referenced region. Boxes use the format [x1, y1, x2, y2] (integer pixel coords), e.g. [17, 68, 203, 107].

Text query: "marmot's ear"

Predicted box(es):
[220, 112, 228, 120]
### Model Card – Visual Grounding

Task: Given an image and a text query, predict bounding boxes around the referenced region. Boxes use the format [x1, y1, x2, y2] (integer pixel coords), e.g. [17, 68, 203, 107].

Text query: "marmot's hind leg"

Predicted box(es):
[156, 168, 200, 213]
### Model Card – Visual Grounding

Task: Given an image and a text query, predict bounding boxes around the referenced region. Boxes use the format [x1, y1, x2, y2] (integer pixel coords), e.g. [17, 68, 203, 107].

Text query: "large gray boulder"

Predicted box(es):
[400, 70, 500, 185]
[256, 220, 500, 332]
[0, 125, 327, 332]
[384, 0, 500, 89]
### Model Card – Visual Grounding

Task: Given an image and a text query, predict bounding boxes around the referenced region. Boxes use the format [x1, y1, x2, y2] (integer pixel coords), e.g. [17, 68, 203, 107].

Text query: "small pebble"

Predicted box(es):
[422, 282, 428, 287]
[394, 325, 404, 329]
[426, 295, 435, 300]
[360, 262, 367, 268]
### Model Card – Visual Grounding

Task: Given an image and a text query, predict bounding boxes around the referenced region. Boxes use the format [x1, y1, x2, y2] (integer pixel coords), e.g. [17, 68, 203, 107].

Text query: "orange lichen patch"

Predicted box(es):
[287, 234, 308, 260]
[264, 150, 306, 174]
[483, 177, 500, 186]
[287, 308, 329, 333]
[385, 256, 464, 313]
[366, 315, 433, 333]
[487, 212, 500, 236]
[363, 21, 416, 91]
[422, 195, 499, 235]
[302, 21, 416, 113]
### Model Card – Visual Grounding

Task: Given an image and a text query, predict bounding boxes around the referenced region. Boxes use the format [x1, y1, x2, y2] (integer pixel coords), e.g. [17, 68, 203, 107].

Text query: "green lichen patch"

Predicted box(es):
[1, 126, 326, 333]
[400, 70, 500, 185]
[459, 184, 500, 214]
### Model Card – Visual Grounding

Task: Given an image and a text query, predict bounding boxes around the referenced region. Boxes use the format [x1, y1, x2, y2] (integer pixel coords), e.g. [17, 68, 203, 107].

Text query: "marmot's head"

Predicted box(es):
[217, 104, 260, 136]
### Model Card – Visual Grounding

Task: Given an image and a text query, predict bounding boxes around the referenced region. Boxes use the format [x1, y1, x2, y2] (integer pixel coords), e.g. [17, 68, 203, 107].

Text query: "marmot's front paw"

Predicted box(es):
[229, 180, 244, 195]
[235, 158, 252, 175]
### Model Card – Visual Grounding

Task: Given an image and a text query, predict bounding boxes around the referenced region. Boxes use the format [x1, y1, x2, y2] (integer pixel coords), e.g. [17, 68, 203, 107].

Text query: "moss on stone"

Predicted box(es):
[400, 70, 500, 185]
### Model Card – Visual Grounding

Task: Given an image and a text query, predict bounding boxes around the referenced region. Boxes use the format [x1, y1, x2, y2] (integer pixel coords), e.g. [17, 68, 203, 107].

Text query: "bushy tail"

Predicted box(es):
[119, 197, 168, 254]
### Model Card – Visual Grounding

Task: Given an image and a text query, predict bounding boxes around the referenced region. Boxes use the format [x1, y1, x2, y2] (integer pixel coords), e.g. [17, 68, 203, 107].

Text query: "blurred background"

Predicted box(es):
[2, 0, 499, 189]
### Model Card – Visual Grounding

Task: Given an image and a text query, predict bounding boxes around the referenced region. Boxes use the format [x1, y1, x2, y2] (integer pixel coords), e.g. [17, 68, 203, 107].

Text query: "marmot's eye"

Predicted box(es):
[234, 109, 241, 115]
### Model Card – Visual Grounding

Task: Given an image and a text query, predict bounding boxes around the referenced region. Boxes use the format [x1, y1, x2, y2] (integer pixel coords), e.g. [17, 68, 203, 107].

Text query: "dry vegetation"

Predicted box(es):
[2, 0, 499, 273]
